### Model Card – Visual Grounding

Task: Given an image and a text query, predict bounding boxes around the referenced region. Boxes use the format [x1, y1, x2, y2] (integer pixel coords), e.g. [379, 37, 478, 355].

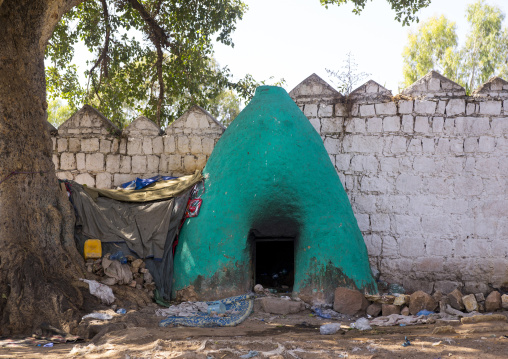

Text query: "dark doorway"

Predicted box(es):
[254, 239, 294, 292]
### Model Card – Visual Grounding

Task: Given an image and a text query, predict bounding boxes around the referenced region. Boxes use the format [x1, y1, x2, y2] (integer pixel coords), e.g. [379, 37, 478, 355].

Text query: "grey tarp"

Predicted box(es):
[69, 180, 192, 301]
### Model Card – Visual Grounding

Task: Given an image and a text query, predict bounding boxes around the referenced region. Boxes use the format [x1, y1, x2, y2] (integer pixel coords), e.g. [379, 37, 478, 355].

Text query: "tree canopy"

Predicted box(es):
[45, 0, 254, 128]
[402, 0, 508, 92]
[320, 0, 431, 25]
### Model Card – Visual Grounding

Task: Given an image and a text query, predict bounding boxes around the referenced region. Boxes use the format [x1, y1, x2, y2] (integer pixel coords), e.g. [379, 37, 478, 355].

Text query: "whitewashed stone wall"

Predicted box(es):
[51, 104, 224, 188]
[290, 72, 508, 294]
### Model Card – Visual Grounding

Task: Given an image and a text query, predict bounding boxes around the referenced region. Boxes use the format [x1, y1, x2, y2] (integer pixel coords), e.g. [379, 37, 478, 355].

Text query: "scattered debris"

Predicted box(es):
[86, 253, 156, 299]
[80, 279, 115, 305]
[402, 336, 411, 347]
[259, 297, 305, 315]
[81, 312, 113, 320]
[239, 350, 259, 358]
[350, 317, 372, 330]
[319, 323, 342, 335]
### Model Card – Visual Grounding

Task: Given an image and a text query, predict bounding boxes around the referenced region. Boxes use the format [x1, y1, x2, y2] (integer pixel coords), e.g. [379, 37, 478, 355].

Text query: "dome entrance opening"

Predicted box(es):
[253, 238, 294, 293]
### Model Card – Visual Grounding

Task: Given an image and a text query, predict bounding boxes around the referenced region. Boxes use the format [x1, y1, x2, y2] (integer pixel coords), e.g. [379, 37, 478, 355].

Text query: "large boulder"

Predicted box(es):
[409, 291, 437, 315]
[462, 294, 478, 312]
[333, 287, 369, 315]
[260, 297, 305, 315]
[485, 291, 501, 312]
[447, 288, 465, 310]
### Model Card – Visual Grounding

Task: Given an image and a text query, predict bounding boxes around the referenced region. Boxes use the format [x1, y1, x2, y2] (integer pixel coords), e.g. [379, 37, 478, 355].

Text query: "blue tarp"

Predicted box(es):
[120, 175, 177, 190]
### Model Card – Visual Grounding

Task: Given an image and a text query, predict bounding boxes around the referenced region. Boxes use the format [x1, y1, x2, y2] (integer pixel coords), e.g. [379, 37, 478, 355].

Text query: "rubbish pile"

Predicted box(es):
[85, 251, 155, 299]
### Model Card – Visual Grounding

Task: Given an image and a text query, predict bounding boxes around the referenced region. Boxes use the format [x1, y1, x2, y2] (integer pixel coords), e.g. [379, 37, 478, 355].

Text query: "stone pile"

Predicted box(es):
[334, 286, 508, 318]
[86, 255, 156, 298]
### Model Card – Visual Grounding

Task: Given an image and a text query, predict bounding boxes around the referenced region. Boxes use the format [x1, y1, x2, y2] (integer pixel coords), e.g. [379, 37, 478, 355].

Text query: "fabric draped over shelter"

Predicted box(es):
[69, 171, 202, 302]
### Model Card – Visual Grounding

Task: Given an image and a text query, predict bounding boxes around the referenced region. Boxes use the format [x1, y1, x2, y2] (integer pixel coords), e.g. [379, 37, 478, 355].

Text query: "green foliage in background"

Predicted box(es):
[45, 0, 257, 129]
[402, 0, 508, 93]
[321, 0, 431, 25]
[47, 99, 75, 127]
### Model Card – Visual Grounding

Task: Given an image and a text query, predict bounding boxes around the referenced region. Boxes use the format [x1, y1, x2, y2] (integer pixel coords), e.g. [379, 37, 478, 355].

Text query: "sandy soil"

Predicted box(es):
[1, 306, 507, 359]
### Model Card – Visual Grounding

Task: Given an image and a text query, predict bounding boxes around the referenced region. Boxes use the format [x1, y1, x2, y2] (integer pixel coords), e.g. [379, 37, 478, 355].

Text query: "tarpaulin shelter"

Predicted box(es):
[69, 171, 202, 303]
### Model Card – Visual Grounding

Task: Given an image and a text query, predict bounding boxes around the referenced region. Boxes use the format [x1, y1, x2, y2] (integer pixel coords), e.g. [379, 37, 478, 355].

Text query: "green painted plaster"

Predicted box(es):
[172, 86, 377, 301]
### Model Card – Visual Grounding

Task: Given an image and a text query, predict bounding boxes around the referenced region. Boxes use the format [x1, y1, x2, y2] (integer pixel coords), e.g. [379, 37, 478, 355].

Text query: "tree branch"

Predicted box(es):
[127, 0, 176, 126]
[40, 0, 87, 51]
[86, 0, 110, 100]
[155, 45, 164, 127]
[126, 0, 173, 49]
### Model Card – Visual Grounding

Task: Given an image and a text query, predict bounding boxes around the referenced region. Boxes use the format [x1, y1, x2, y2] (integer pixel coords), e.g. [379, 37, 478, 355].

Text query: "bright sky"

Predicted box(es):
[212, 0, 508, 95]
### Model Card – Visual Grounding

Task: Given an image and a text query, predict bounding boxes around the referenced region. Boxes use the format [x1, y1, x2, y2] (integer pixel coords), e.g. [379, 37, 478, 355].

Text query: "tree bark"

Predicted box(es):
[0, 0, 86, 334]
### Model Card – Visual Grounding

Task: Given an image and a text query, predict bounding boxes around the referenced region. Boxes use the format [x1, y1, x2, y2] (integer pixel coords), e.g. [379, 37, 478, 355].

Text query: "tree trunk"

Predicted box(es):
[0, 0, 86, 335]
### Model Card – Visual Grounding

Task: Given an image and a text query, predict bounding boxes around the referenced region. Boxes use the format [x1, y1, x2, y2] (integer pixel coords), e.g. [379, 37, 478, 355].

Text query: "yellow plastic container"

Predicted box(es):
[84, 239, 102, 260]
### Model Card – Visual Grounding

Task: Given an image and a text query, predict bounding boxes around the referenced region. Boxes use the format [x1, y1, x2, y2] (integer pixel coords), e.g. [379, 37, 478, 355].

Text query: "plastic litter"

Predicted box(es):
[416, 310, 435, 316]
[402, 336, 411, 347]
[43, 343, 54, 347]
[82, 312, 113, 320]
[80, 279, 115, 305]
[110, 251, 128, 264]
[388, 283, 405, 294]
[239, 350, 259, 358]
[319, 323, 341, 335]
[207, 301, 226, 314]
[350, 317, 372, 330]
[116, 308, 126, 314]
[313, 307, 332, 319]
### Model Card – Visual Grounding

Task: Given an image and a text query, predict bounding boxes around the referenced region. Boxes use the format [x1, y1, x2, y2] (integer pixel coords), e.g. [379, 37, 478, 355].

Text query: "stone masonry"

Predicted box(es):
[49, 71, 508, 294]
[52, 104, 224, 188]
[290, 72, 508, 294]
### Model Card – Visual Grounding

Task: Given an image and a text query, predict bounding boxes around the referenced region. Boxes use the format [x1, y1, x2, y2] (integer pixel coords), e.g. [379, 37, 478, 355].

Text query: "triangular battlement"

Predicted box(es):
[289, 73, 343, 100]
[402, 70, 465, 98]
[348, 80, 392, 102]
[123, 115, 162, 136]
[165, 105, 225, 135]
[46, 121, 58, 135]
[473, 77, 508, 98]
[58, 105, 121, 136]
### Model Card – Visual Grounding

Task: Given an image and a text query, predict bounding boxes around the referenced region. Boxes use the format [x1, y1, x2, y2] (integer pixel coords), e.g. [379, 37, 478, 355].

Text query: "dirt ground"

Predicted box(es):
[1, 305, 507, 359]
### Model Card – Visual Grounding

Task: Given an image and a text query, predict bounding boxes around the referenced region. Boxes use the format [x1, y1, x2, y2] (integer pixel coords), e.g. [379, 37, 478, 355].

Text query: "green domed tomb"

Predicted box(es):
[173, 86, 377, 303]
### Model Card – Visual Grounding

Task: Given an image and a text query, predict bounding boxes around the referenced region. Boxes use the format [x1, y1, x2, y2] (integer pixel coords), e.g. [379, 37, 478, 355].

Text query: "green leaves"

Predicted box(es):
[402, 1, 508, 93]
[45, 0, 247, 128]
[320, 0, 431, 26]
[402, 15, 458, 86]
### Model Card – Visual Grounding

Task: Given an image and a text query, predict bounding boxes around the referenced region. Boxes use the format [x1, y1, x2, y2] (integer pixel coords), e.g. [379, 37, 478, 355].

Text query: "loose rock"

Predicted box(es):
[393, 294, 410, 306]
[333, 287, 369, 315]
[474, 293, 485, 302]
[485, 291, 502, 312]
[409, 291, 437, 315]
[382, 304, 400, 316]
[462, 294, 478, 312]
[448, 288, 465, 310]
[502, 294, 508, 310]
[366, 303, 382, 317]
[260, 297, 305, 315]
